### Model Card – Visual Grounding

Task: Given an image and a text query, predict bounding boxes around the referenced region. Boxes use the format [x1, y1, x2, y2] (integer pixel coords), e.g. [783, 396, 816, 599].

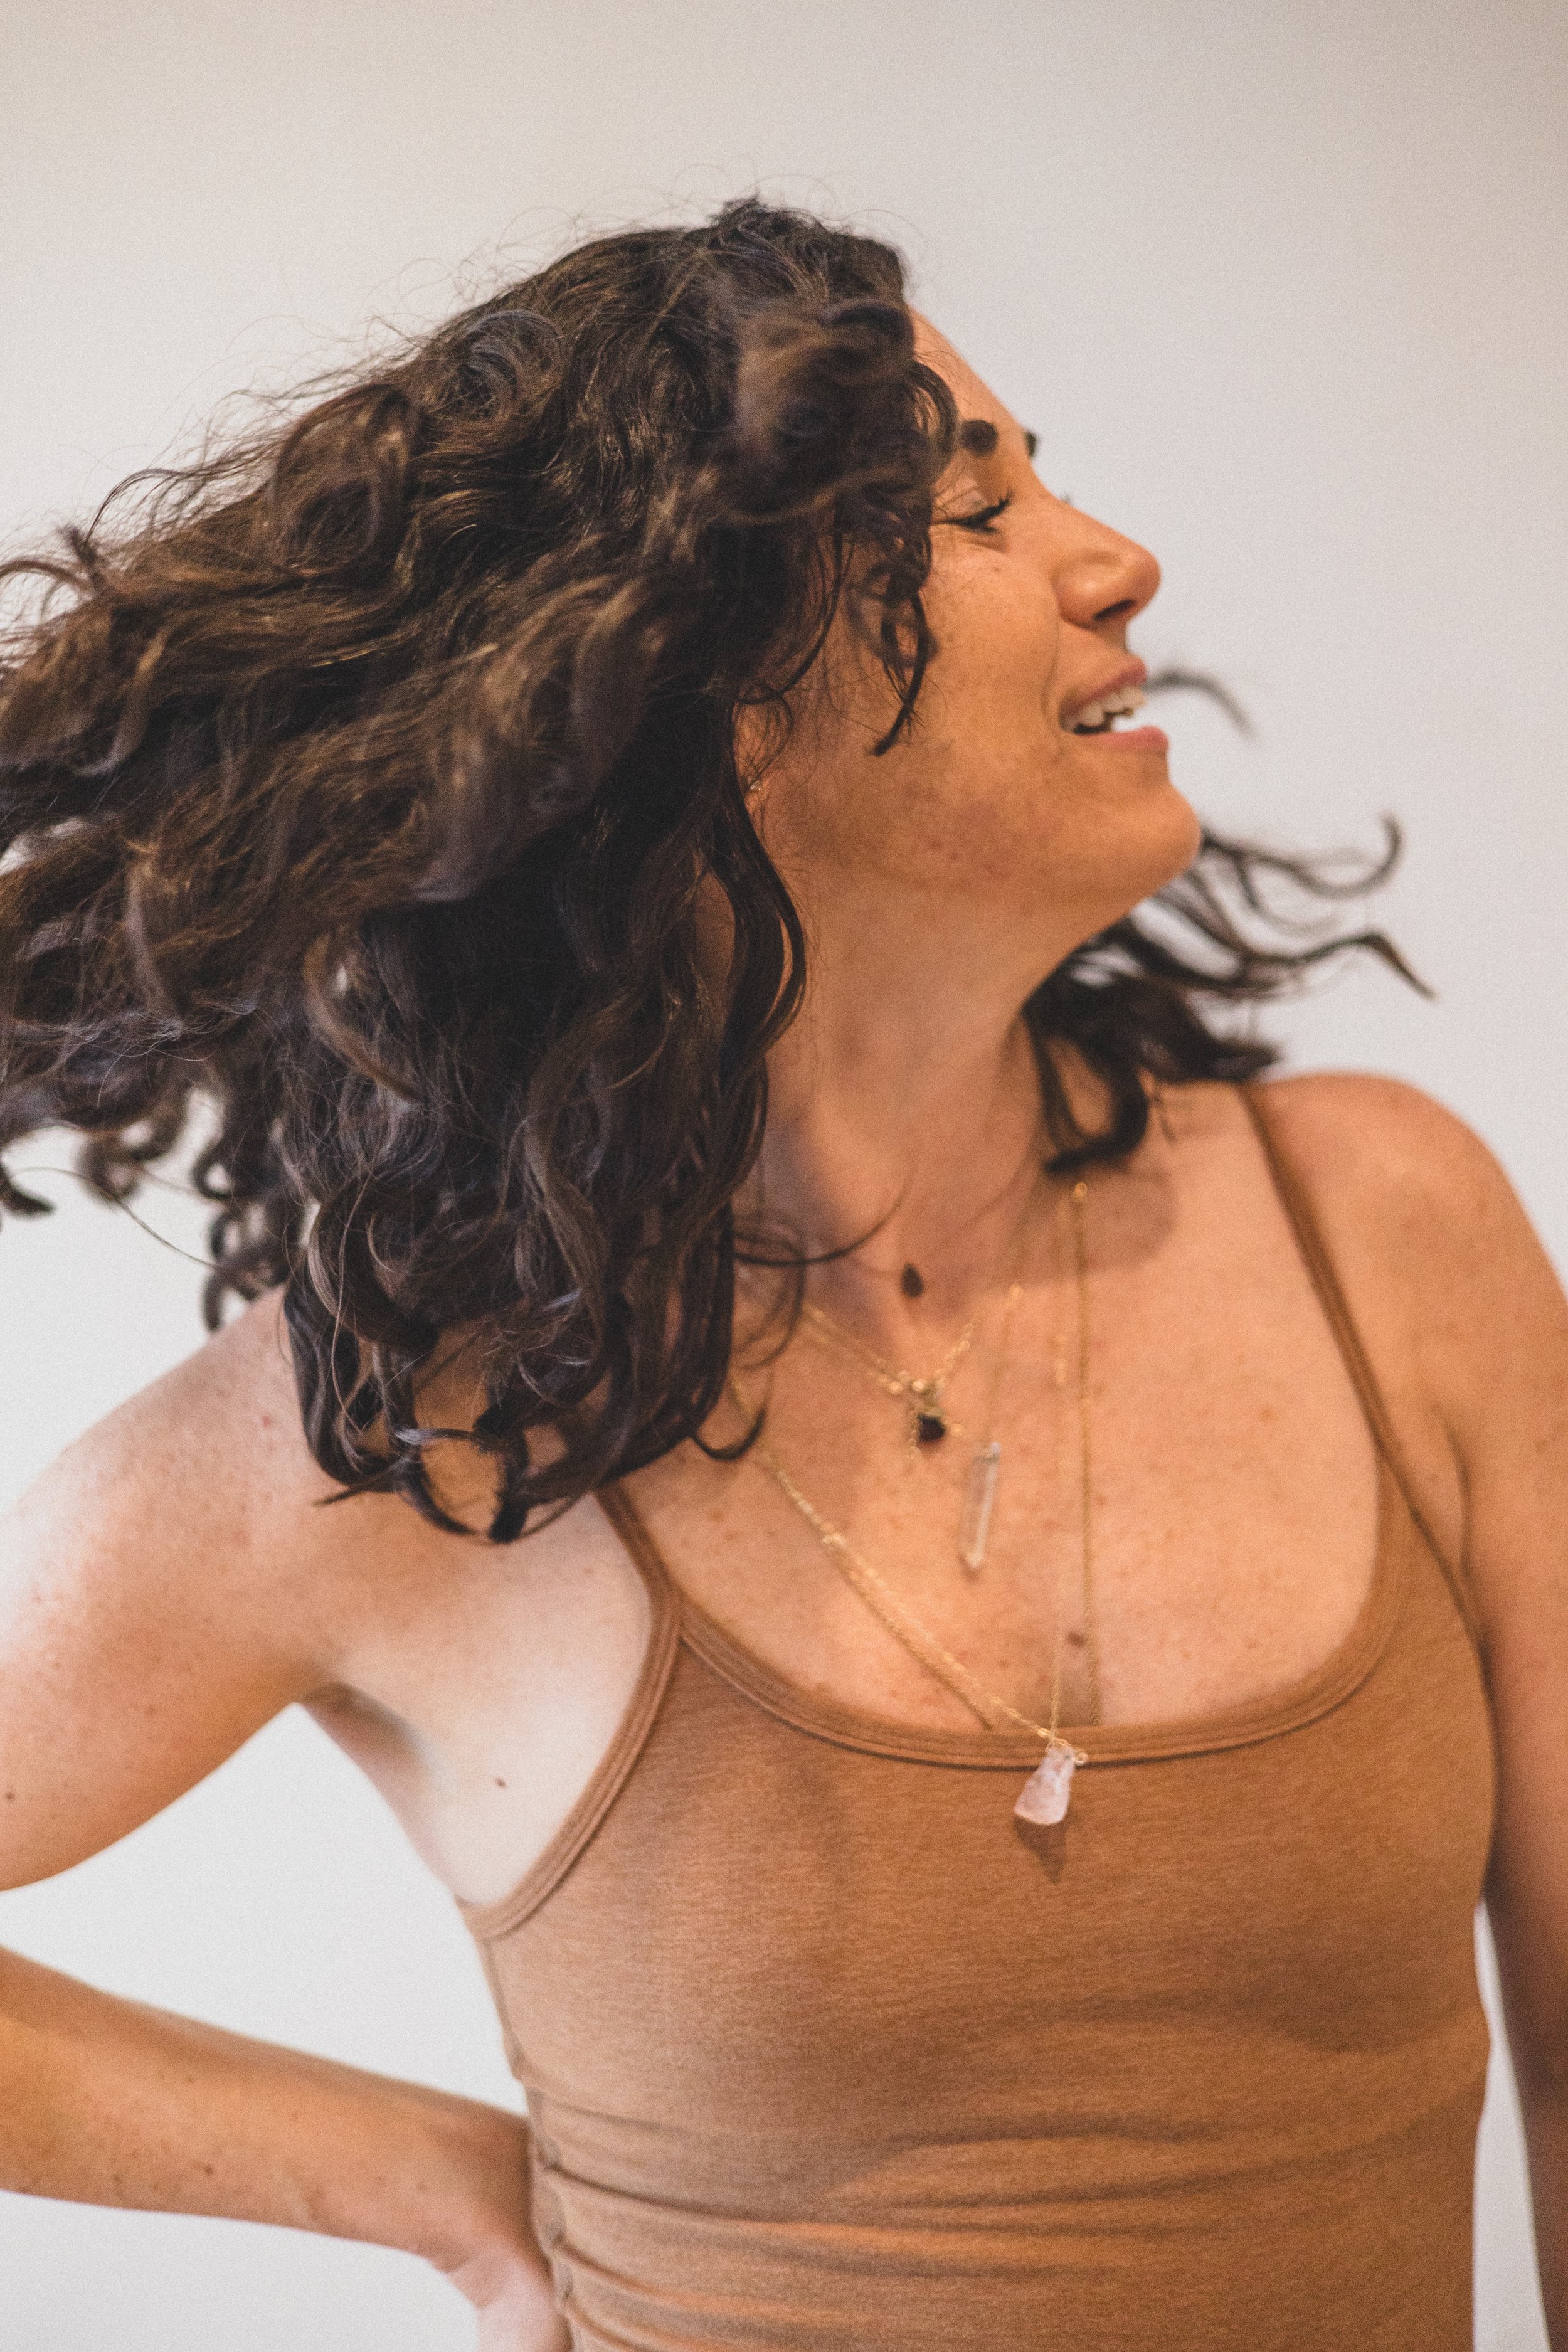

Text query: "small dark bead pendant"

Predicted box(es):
[914, 1409, 948, 1445]
[900, 1263, 925, 1298]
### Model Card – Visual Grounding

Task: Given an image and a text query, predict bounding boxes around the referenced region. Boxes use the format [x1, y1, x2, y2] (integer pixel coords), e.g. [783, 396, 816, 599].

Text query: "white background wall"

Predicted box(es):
[1, 1, 1564, 2343]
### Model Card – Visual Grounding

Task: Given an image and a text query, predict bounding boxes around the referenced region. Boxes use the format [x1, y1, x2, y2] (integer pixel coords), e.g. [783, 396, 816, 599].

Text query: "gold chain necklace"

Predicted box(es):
[733, 1176, 1099, 1825]
[799, 1301, 978, 1449]
[798, 1170, 1044, 1518]
[954, 1177, 1065, 1574]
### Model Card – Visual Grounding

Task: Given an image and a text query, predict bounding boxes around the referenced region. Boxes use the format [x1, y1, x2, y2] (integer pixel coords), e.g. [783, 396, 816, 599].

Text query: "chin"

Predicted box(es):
[1156, 787, 1205, 879]
[1071, 787, 1204, 930]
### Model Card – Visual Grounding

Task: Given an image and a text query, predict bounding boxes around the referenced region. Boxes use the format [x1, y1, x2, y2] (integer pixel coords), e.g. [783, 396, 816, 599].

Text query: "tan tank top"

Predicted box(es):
[460, 1090, 1496, 2351]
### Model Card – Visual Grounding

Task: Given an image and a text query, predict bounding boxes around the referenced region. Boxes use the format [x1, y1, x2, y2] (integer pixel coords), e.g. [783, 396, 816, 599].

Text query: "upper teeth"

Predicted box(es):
[1071, 686, 1145, 732]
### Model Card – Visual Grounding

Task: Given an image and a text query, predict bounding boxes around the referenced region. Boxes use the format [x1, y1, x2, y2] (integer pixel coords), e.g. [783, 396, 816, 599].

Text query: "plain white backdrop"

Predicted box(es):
[1, 1, 1564, 2343]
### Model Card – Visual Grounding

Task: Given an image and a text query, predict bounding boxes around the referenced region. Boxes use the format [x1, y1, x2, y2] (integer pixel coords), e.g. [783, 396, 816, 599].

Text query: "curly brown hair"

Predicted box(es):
[0, 198, 1409, 1538]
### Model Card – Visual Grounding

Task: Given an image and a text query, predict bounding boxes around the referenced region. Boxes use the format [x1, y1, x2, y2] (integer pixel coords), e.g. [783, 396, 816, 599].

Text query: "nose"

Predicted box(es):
[1054, 509, 1161, 633]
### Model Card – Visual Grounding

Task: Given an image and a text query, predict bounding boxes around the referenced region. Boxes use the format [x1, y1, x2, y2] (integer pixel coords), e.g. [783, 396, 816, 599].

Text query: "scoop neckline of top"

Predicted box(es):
[601, 1448, 1407, 1770]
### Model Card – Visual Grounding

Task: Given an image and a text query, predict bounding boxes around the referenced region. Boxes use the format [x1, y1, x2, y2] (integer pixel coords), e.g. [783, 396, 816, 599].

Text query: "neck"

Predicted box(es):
[746, 890, 1083, 1333]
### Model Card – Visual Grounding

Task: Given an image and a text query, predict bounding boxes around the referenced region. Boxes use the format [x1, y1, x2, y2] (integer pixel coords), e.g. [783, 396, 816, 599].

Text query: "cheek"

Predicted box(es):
[894, 586, 1072, 842]
[924, 561, 1064, 728]
[770, 568, 1190, 905]
[875, 592, 1197, 906]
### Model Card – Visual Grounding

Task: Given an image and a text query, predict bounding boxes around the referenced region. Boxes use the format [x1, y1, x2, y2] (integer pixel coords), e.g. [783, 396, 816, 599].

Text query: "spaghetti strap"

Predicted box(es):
[458, 1483, 682, 1942]
[597, 1480, 681, 1614]
[1241, 1083, 1486, 1662]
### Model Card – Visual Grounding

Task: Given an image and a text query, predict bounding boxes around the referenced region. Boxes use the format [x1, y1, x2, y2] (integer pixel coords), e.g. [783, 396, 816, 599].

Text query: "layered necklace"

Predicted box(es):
[731, 1175, 1100, 1825]
[799, 1170, 1041, 1572]
[800, 1298, 980, 1454]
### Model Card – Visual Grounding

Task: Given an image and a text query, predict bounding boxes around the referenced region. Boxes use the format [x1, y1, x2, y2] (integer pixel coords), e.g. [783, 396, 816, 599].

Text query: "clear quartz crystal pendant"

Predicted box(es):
[1014, 1743, 1080, 1826]
[958, 1442, 1001, 1573]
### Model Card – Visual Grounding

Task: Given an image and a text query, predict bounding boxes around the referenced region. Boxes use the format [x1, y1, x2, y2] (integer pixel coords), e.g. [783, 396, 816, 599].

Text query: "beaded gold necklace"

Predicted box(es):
[798, 1172, 1044, 1569]
[798, 1300, 979, 1451]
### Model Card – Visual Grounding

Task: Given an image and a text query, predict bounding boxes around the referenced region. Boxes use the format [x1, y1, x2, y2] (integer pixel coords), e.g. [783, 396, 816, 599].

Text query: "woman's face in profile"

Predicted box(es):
[758, 317, 1203, 963]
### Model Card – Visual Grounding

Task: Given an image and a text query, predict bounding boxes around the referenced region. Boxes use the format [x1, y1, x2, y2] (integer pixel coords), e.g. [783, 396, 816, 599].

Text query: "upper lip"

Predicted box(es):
[1061, 658, 1148, 729]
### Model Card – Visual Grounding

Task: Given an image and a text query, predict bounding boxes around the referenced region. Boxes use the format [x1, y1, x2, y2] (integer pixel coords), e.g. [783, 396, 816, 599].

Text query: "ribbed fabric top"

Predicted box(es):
[461, 1090, 1496, 2350]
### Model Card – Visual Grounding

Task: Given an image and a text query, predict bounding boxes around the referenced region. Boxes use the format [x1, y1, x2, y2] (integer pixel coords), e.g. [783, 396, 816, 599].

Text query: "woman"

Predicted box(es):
[0, 200, 1562, 2352]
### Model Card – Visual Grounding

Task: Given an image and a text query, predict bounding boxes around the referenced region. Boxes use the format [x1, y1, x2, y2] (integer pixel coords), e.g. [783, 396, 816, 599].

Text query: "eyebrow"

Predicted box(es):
[958, 417, 1039, 461]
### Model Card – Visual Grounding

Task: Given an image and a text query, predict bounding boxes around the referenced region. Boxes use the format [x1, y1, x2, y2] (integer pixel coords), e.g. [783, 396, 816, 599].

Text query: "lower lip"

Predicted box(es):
[1086, 724, 1168, 753]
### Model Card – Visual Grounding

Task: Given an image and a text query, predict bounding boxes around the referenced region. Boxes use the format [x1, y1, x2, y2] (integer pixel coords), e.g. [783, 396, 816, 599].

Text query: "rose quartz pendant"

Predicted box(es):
[1014, 1745, 1078, 1826]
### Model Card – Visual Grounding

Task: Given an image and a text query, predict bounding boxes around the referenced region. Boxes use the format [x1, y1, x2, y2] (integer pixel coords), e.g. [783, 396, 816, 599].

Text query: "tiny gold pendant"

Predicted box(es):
[909, 1378, 947, 1447]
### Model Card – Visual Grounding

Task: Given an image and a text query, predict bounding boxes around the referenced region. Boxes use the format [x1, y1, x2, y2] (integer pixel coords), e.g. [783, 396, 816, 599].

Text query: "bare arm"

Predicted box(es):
[1269, 1076, 1568, 2344]
[0, 1943, 536, 2286]
[0, 1298, 563, 2347]
[1449, 1185, 1568, 2348]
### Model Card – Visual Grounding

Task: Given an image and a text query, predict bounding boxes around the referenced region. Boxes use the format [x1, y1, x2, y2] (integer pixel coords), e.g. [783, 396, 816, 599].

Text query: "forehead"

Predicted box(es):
[911, 312, 1015, 438]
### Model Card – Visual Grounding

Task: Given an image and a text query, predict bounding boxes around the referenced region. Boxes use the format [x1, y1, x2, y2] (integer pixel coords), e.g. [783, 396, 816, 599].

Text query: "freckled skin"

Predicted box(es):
[756, 317, 1200, 1013]
[4, 312, 1568, 2352]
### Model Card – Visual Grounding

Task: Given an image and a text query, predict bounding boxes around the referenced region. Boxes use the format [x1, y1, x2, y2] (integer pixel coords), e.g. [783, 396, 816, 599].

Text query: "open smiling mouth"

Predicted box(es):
[1069, 684, 1147, 736]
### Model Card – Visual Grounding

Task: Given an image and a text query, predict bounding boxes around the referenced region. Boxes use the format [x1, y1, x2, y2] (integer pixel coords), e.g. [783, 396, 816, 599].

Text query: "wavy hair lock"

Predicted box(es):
[0, 199, 1410, 1537]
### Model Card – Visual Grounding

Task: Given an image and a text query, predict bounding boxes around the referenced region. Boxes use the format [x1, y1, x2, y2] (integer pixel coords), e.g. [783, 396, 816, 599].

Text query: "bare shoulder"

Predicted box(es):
[8, 1288, 344, 1614]
[1248, 1062, 1555, 1355]
[1250, 1069, 1512, 1236]
[1248, 1071, 1568, 1614]
[0, 1288, 613, 1888]
[1242, 1068, 1543, 1351]
[9, 1285, 605, 1586]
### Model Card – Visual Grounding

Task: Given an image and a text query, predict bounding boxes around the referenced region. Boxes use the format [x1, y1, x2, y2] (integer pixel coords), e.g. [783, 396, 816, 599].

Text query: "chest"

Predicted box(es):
[630, 1203, 1407, 1739]
[312, 1124, 1466, 1909]
[486, 1555, 1495, 2151]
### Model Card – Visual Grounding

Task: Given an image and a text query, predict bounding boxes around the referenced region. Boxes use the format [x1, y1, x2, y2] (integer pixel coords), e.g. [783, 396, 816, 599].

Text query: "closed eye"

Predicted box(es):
[943, 492, 1014, 534]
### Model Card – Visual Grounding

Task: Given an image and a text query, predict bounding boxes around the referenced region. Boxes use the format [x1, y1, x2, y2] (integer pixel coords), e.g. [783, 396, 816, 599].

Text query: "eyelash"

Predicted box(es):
[946, 492, 1014, 534]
